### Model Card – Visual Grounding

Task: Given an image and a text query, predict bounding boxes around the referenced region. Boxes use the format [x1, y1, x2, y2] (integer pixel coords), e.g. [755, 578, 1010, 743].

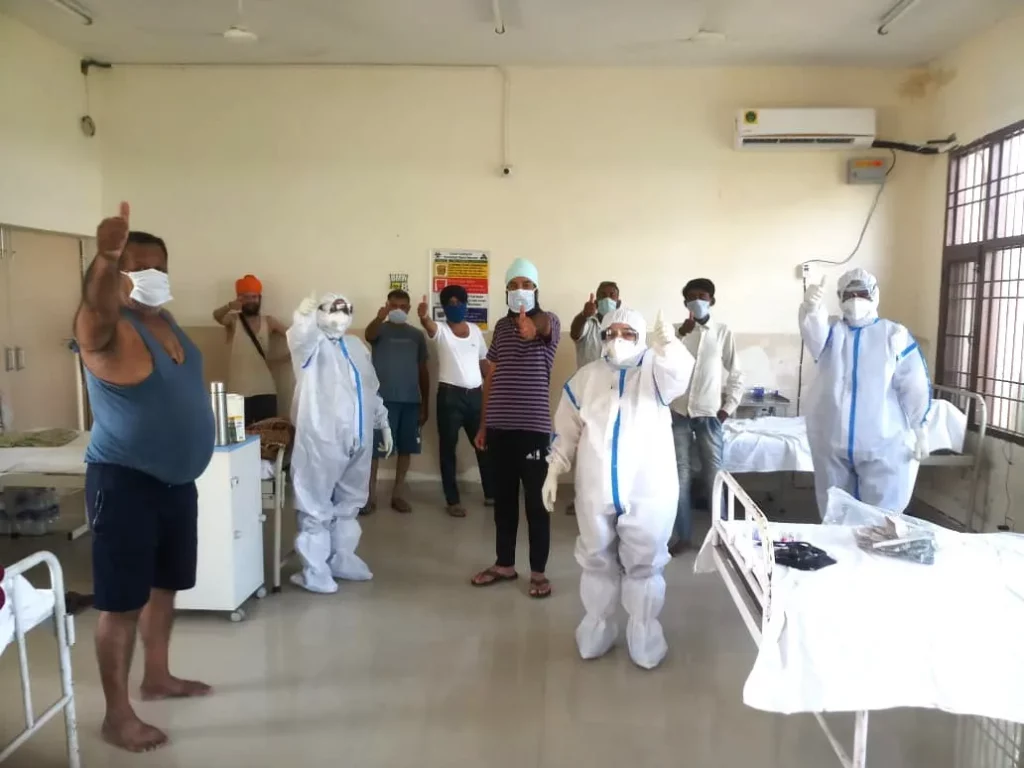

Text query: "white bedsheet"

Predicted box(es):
[0, 432, 89, 477]
[722, 399, 968, 474]
[0, 574, 56, 655]
[696, 520, 1024, 723]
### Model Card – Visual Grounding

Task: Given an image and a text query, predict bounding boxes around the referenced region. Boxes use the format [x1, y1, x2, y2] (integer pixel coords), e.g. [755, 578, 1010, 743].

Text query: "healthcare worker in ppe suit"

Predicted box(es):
[543, 307, 695, 669]
[287, 293, 393, 594]
[800, 267, 932, 518]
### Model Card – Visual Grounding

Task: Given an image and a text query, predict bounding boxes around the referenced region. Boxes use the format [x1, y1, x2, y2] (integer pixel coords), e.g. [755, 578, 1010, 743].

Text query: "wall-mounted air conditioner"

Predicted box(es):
[735, 108, 876, 150]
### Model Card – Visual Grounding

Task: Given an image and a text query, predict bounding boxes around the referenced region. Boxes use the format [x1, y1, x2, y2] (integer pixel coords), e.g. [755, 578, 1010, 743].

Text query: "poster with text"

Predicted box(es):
[430, 249, 489, 329]
[388, 273, 409, 293]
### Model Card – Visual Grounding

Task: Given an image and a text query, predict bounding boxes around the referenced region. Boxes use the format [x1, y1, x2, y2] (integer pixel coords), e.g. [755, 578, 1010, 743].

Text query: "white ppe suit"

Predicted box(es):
[288, 293, 390, 594]
[799, 268, 932, 518]
[548, 308, 695, 669]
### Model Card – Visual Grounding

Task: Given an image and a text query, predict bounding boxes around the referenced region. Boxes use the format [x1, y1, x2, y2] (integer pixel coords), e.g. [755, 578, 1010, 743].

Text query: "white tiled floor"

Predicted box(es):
[0, 483, 976, 767]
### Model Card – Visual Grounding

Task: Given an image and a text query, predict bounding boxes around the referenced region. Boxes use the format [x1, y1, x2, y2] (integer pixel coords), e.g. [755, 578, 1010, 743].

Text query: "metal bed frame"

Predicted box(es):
[705, 470, 871, 768]
[263, 445, 292, 593]
[916, 384, 988, 532]
[0, 551, 80, 768]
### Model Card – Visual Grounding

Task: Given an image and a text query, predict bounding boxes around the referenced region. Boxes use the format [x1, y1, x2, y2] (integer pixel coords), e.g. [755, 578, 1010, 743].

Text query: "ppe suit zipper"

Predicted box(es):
[611, 368, 626, 516]
[337, 339, 364, 447]
[847, 327, 862, 499]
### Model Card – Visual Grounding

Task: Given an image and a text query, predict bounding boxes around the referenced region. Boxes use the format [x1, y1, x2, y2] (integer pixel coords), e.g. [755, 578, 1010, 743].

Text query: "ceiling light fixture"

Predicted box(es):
[877, 0, 922, 36]
[45, 0, 94, 26]
[492, 0, 505, 35]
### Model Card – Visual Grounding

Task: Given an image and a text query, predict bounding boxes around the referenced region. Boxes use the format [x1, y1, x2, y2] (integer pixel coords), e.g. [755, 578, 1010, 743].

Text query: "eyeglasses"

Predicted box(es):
[600, 328, 639, 342]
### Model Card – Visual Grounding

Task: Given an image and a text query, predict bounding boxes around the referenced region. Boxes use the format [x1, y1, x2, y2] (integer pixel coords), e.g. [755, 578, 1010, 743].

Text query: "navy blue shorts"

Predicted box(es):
[373, 401, 422, 458]
[86, 463, 199, 613]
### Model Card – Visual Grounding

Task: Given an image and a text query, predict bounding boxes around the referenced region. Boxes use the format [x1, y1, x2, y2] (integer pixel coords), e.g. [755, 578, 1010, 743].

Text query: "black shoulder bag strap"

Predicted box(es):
[238, 315, 267, 362]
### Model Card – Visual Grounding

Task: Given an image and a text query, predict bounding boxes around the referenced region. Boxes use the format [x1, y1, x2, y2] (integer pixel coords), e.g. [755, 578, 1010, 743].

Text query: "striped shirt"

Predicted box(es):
[485, 311, 561, 433]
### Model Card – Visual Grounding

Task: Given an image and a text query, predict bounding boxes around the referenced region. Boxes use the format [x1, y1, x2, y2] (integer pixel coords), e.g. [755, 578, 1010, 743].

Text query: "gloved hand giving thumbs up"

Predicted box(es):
[803, 276, 827, 311]
[650, 310, 672, 354]
[297, 291, 319, 316]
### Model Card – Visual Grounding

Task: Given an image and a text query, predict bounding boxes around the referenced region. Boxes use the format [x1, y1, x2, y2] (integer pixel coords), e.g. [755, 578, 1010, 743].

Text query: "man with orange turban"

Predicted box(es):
[213, 274, 288, 424]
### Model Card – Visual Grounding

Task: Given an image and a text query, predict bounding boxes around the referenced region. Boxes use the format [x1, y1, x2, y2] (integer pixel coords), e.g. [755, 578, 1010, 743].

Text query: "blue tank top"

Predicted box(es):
[84, 311, 215, 485]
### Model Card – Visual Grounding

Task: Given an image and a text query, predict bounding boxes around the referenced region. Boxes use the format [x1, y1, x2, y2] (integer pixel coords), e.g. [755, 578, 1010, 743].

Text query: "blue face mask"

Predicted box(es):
[388, 309, 408, 324]
[507, 289, 536, 314]
[443, 303, 468, 323]
[596, 297, 617, 316]
[686, 299, 711, 320]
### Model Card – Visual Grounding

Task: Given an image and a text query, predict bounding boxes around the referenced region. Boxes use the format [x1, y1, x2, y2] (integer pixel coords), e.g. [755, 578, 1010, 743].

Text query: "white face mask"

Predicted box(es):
[841, 298, 875, 324]
[123, 269, 172, 308]
[317, 310, 352, 339]
[507, 289, 536, 314]
[604, 338, 640, 365]
[686, 299, 710, 320]
[387, 309, 408, 324]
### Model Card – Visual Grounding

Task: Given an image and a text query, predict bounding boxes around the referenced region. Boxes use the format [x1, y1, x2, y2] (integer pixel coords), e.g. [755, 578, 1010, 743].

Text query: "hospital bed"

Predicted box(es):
[0, 551, 80, 768]
[694, 471, 1024, 768]
[0, 433, 292, 586]
[720, 384, 988, 530]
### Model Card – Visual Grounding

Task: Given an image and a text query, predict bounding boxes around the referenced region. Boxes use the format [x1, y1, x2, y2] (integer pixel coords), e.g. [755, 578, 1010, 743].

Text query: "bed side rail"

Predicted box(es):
[931, 383, 988, 454]
[710, 470, 778, 628]
[0, 551, 80, 766]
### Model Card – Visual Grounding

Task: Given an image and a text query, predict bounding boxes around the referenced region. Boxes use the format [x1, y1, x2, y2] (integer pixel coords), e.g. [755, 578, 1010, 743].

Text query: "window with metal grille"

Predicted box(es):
[938, 120, 1024, 444]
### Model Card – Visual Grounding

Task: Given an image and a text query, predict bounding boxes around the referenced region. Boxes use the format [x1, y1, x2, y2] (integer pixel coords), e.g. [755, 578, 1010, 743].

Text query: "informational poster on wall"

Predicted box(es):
[430, 249, 489, 329]
[388, 273, 409, 293]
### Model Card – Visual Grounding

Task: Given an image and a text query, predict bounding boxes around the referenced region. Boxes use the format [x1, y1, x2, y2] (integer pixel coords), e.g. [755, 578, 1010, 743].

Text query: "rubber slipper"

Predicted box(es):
[471, 566, 518, 587]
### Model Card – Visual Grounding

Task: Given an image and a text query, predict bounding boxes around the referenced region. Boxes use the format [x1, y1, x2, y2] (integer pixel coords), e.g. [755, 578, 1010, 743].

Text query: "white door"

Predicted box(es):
[4, 228, 83, 431]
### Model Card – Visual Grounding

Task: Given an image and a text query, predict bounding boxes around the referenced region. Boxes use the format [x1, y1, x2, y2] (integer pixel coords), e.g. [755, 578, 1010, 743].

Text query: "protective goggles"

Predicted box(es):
[841, 289, 872, 301]
[600, 327, 640, 342]
[320, 298, 352, 314]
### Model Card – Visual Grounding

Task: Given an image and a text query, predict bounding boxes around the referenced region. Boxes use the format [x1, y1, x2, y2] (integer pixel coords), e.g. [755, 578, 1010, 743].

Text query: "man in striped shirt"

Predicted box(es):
[471, 257, 560, 599]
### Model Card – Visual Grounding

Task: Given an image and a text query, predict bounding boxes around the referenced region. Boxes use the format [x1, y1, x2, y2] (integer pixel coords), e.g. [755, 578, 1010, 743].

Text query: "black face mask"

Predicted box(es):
[241, 301, 261, 317]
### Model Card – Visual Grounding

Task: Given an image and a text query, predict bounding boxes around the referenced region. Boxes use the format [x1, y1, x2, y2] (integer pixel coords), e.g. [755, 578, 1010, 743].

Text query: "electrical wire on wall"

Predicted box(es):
[795, 150, 896, 417]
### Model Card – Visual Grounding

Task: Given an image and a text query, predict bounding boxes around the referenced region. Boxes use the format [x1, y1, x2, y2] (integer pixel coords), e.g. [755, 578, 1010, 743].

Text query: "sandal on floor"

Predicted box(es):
[471, 566, 518, 587]
[528, 576, 552, 599]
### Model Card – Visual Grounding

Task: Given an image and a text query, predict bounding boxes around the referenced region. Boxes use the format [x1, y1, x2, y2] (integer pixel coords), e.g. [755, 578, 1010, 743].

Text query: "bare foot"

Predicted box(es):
[101, 714, 168, 752]
[140, 675, 213, 701]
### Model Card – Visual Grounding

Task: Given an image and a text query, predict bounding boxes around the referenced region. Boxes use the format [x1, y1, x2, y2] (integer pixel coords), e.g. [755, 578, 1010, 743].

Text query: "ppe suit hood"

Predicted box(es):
[837, 268, 880, 326]
[600, 307, 648, 366]
[316, 292, 353, 338]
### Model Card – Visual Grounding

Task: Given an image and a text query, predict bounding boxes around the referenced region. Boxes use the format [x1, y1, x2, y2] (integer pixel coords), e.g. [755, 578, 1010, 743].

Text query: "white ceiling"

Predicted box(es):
[1, 0, 1019, 67]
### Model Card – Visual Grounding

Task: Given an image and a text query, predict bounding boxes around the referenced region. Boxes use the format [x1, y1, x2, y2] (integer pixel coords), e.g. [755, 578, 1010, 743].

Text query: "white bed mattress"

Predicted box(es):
[0, 574, 56, 655]
[722, 399, 968, 474]
[696, 519, 1024, 723]
[0, 432, 90, 477]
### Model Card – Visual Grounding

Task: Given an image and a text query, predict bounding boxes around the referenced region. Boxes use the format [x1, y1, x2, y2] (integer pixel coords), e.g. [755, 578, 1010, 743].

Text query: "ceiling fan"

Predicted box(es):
[135, 0, 259, 43]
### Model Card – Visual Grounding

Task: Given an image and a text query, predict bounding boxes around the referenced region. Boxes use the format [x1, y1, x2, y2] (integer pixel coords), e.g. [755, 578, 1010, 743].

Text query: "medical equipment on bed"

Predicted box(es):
[0, 551, 80, 768]
[695, 471, 1024, 768]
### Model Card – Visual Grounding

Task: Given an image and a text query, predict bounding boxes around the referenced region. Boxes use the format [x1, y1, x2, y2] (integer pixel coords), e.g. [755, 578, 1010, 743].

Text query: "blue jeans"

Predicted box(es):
[671, 414, 724, 543]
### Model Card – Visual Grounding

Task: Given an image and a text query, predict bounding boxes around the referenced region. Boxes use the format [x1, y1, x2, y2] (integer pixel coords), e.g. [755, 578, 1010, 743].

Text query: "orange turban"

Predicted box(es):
[235, 274, 262, 295]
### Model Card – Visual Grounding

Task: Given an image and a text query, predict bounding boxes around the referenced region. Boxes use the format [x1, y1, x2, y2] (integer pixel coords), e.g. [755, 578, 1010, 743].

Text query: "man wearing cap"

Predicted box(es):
[471, 257, 560, 599]
[213, 275, 289, 425]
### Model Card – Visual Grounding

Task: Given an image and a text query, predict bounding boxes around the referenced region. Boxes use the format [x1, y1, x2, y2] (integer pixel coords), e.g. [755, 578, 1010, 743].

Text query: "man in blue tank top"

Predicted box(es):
[74, 202, 215, 753]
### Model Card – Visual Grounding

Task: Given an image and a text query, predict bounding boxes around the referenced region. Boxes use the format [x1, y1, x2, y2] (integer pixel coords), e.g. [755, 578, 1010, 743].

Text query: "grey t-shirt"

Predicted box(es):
[370, 322, 428, 403]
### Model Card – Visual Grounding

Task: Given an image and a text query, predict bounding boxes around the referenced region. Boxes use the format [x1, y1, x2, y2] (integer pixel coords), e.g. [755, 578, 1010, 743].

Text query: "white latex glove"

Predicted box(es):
[913, 426, 929, 461]
[379, 426, 394, 459]
[297, 291, 318, 316]
[803, 276, 827, 311]
[650, 310, 672, 354]
[541, 464, 561, 513]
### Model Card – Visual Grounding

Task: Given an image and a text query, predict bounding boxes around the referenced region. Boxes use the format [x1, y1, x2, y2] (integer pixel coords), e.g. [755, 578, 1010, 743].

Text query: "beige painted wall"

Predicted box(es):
[904, 8, 1024, 531]
[0, 15, 101, 235]
[92, 65, 914, 332]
